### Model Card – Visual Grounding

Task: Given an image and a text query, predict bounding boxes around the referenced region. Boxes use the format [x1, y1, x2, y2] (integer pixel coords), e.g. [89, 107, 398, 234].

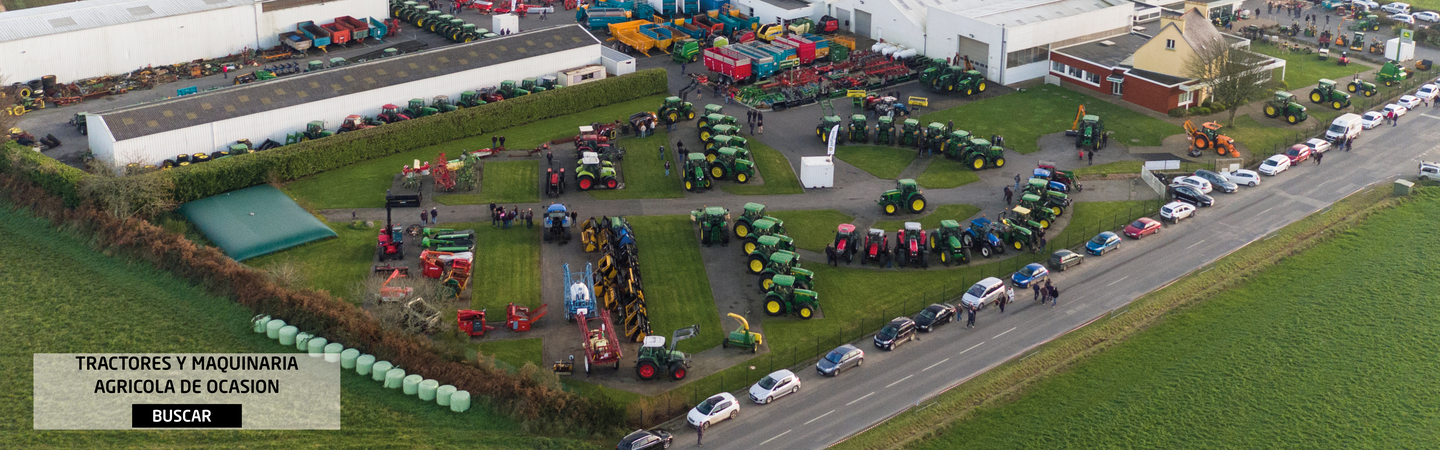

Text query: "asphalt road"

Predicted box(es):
[664, 96, 1440, 449]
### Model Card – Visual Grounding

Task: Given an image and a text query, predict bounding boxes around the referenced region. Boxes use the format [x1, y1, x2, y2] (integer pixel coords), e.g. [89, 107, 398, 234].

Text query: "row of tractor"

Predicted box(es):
[916, 58, 989, 96]
[817, 108, 1009, 172]
[691, 203, 822, 320]
[391, 0, 501, 42]
[672, 103, 758, 191]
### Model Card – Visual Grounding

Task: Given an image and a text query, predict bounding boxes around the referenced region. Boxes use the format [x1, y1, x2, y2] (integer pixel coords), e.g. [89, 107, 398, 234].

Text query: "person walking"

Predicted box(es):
[1003, 185, 1013, 205]
[749, 120, 756, 135]
[421, 211, 428, 226]
[665, 160, 671, 177]
[430, 207, 438, 225]
[1393, 112, 1400, 127]
[222, 65, 229, 79]
[696, 422, 704, 446]
[825, 244, 837, 266]
[757, 117, 763, 134]
[1032, 283, 1041, 302]
[997, 294, 1007, 313]
[680, 62, 687, 75]
[1315, 150, 1323, 165]
[526, 209, 534, 228]
[659, 145, 666, 160]
[1088, 149, 1095, 165]
[1344, 137, 1352, 152]
[966, 305, 977, 328]
[1048, 281, 1059, 307]
[677, 141, 686, 160]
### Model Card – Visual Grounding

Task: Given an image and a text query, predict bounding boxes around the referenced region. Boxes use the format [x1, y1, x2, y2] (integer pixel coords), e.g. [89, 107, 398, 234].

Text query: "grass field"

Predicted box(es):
[284, 94, 668, 209]
[902, 188, 1440, 449]
[914, 159, 982, 189]
[0, 206, 592, 449]
[764, 209, 856, 252]
[1251, 42, 1368, 85]
[918, 85, 1182, 154]
[721, 140, 805, 195]
[435, 160, 539, 205]
[442, 222, 543, 312]
[588, 131, 686, 200]
[1049, 200, 1160, 250]
[1225, 114, 1315, 157]
[874, 204, 982, 231]
[247, 219, 375, 303]
[626, 215, 725, 355]
[477, 338, 544, 370]
[834, 145, 917, 179]
[1072, 160, 1208, 176]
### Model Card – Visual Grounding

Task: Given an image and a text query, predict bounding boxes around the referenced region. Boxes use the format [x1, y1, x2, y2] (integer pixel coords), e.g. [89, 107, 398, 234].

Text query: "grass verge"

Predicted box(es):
[721, 140, 805, 195]
[765, 209, 856, 252]
[435, 160, 539, 205]
[1225, 114, 1316, 158]
[914, 159, 982, 189]
[1250, 42, 1368, 85]
[442, 221, 542, 311]
[247, 219, 377, 304]
[1072, 160, 1206, 176]
[874, 204, 982, 231]
[627, 215, 725, 355]
[476, 338, 545, 370]
[834, 145, 918, 179]
[918, 85, 1182, 153]
[588, 131, 686, 200]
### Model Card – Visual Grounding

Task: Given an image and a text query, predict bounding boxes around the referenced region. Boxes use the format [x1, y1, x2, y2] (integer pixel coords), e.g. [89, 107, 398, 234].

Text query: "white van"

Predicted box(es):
[1325, 113, 1363, 142]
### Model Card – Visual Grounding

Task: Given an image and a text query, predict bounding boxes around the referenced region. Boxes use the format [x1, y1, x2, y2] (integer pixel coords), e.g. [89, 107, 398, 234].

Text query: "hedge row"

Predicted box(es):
[154, 68, 669, 203]
[0, 141, 88, 207]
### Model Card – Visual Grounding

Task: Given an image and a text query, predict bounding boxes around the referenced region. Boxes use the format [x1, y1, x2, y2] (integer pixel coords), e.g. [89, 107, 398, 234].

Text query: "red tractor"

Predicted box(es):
[545, 164, 566, 197]
[894, 222, 928, 268]
[377, 104, 410, 123]
[337, 115, 379, 133]
[859, 227, 889, 265]
[377, 224, 402, 261]
[833, 223, 859, 264]
[458, 309, 496, 337]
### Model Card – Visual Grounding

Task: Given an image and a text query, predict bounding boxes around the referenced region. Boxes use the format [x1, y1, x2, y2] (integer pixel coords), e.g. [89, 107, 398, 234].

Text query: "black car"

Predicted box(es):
[618, 429, 673, 450]
[874, 317, 917, 350]
[1170, 185, 1214, 207]
[913, 303, 957, 332]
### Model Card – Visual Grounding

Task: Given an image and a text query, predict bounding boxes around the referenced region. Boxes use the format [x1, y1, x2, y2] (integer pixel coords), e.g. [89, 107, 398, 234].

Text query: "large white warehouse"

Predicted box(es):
[0, 0, 388, 82]
[88, 25, 604, 166]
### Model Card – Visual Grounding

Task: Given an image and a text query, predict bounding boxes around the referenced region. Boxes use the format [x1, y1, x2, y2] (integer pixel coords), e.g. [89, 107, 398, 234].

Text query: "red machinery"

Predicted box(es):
[704, 47, 753, 83]
[441, 258, 472, 299]
[377, 104, 410, 123]
[576, 308, 622, 375]
[322, 21, 352, 46]
[545, 165, 566, 197]
[337, 115, 376, 133]
[432, 152, 455, 192]
[861, 228, 888, 265]
[817, 15, 840, 33]
[458, 309, 496, 336]
[419, 249, 451, 278]
[378, 269, 414, 301]
[506, 303, 548, 331]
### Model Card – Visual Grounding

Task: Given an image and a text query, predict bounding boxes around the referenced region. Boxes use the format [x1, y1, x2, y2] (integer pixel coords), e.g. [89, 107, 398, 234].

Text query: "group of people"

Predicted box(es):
[490, 202, 533, 229]
[746, 109, 764, 135]
[1032, 280, 1061, 307]
[490, 135, 507, 151]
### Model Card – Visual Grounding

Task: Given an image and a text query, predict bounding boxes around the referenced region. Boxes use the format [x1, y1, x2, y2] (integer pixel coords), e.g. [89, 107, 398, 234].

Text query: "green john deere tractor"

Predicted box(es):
[1020, 189, 1069, 217]
[917, 58, 948, 86]
[659, 96, 696, 124]
[1347, 77, 1378, 97]
[703, 104, 724, 116]
[723, 313, 763, 353]
[939, 130, 972, 158]
[899, 119, 922, 146]
[928, 65, 962, 92]
[709, 147, 755, 183]
[1263, 91, 1308, 124]
[758, 250, 813, 291]
[1376, 60, 1411, 87]
[287, 120, 332, 144]
[817, 115, 843, 144]
[1349, 14, 1380, 31]
[690, 206, 731, 247]
[959, 137, 1006, 170]
[404, 98, 438, 118]
[848, 114, 869, 143]
[698, 113, 737, 134]
[763, 275, 819, 319]
[634, 325, 698, 381]
[928, 220, 972, 266]
[919, 122, 947, 153]
[702, 125, 739, 145]
[745, 234, 797, 272]
[995, 218, 1037, 252]
[1012, 203, 1054, 230]
[431, 95, 458, 113]
[682, 152, 713, 192]
[741, 219, 789, 255]
[733, 203, 783, 239]
[706, 134, 749, 154]
[1074, 114, 1107, 150]
[955, 70, 988, 96]
[877, 179, 927, 215]
[1310, 79, 1352, 109]
[875, 116, 895, 144]
[457, 90, 488, 108]
[575, 152, 618, 190]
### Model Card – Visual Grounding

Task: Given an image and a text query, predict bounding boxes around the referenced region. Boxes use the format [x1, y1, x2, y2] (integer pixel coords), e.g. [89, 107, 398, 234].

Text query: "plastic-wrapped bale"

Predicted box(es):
[252, 315, 271, 333]
[436, 385, 457, 406]
[371, 361, 393, 381]
[402, 374, 423, 395]
[418, 379, 439, 401]
[295, 332, 313, 351]
[324, 343, 344, 363]
[340, 349, 361, 369]
[278, 326, 298, 345]
[307, 337, 329, 356]
[449, 390, 471, 412]
[356, 354, 376, 375]
[265, 319, 287, 339]
[384, 368, 406, 389]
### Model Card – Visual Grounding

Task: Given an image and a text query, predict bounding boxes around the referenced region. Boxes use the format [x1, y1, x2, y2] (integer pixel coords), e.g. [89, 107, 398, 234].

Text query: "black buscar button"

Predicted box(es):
[132, 404, 242, 428]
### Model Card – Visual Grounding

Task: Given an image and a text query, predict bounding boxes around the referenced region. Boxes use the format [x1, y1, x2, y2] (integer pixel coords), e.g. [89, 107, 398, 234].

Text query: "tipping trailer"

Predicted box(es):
[775, 35, 816, 64]
[322, 21, 352, 46]
[705, 46, 753, 83]
[639, 23, 674, 53]
[730, 43, 777, 78]
[579, 7, 631, 30]
[299, 21, 332, 51]
[803, 33, 830, 59]
[609, 20, 656, 56]
[280, 31, 312, 53]
[337, 16, 371, 41]
[368, 17, 393, 42]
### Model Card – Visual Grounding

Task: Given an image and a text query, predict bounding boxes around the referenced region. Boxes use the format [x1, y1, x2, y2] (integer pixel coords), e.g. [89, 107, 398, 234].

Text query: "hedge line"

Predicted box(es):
[0, 141, 88, 207]
[153, 68, 669, 203]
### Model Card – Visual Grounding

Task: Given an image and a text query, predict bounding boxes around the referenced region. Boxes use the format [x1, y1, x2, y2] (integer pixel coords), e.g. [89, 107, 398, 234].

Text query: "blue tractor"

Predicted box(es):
[961, 218, 1005, 259]
[543, 203, 574, 244]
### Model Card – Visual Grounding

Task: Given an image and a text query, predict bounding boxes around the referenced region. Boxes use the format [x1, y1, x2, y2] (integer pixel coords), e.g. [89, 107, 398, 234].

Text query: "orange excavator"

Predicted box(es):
[1183, 119, 1239, 158]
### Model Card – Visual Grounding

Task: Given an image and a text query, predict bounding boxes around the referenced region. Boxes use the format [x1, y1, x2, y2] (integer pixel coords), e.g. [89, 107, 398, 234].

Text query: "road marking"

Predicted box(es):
[1107, 275, 1130, 286]
[1257, 206, 1274, 217]
[845, 392, 875, 406]
[959, 342, 984, 355]
[885, 375, 914, 389]
[759, 429, 791, 446]
[804, 410, 835, 425]
[1186, 239, 1206, 249]
[1421, 113, 1440, 120]
[993, 327, 1016, 339]
[922, 358, 950, 372]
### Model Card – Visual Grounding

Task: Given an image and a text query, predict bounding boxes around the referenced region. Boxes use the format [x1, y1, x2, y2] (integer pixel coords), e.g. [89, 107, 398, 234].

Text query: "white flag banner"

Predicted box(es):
[827, 125, 840, 156]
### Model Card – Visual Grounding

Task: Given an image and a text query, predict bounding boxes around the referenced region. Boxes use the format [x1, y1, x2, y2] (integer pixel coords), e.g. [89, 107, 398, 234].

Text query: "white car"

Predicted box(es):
[1414, 11, 1440, 22]
[1390, 13, 1416, 24]
[1416, 84, 1439, 101]
[1382, 2, 1410, 14]
[1160, 201, 1196, 223]
[1384, 103, 1409, 118]
[1353, 0, 1379, 9]
[1360, 111, 1386, 129]
[1303, 138, 1333, 154]
[1221, 169, 1262, 187]
[688, 393, 739, 429]
[1169, 175, 1213, 194]
[1398, 95, 1423, 109]
[1259, 155, 1291, 176]
[749, 370, 801, 404]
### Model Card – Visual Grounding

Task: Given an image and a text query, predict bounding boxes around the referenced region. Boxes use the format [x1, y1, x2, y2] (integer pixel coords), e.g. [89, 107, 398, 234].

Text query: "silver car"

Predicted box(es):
[816, 344, 864, 376]
[1193, 169, 1237, 193]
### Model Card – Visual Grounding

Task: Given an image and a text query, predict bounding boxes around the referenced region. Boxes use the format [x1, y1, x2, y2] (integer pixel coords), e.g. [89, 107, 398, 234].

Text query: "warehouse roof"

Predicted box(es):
[100, 25, 601, 141]
[937, 0, 1130, 27]
[1052, 33, 1152, 68]
[0, 0, 256, 43]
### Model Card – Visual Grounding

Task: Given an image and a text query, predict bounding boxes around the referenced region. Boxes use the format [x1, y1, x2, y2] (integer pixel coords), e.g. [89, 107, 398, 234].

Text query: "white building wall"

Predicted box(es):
[0, 6, 258, 82]
[822, 0, 923, 48]
[103, 45, 602, 165]
[736, 0, 816, 25]
[253, 0, 390, 49]
[925, 4, 1133, 85]
[88, 116, 117, 166]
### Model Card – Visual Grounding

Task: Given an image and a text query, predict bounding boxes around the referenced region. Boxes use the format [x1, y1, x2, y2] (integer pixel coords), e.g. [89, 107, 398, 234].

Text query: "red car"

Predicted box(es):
[1123, 217, 1162, 239]
[1284, 144, 1312, 164]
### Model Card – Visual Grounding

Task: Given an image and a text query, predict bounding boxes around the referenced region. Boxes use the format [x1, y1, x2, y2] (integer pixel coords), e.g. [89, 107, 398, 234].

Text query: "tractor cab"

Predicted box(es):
[748, 218, 789, 240]
[432, 95, 458, 113]
[941, 130, 972, 157]
[635, 326, 697, 381]
[760, 250, 810, 289]
[405, 98, 438, 118]
[739, 202, 769, 224]
[710, 134, 749, 151]
[818, 115, 843, 143]
[863, 227, 889, 262]
[925, 122, 948, 137]
[704, 104, 724, 116]
[691, 206, 732, 247]
[834, 223, 857, 251]
[683, 152, 712, 191]
[746, 234, 797, 273]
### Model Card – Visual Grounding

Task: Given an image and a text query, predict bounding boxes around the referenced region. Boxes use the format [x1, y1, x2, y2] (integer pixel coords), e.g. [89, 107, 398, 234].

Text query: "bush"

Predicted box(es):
[0, 141, 88, 207]
[152, 69, 669, 203]
[1168, 107, 1188, 118]
[1188, 106, 1211, 116]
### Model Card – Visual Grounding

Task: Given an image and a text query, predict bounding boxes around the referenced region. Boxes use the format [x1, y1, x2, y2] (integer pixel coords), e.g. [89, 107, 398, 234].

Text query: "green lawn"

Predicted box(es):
[834, 145, 917, 179]
[905, 188, 1440, 449]
[626, 215, 725, 355]
[721, 140, 805, 195]
[247, 219, 376, 304]
[1073, 160, 1207, 176]
[0, 205, 585, 449]
[873, 203, 982, 231]
[918, 85, 1182, 153]
[476, 338, 544, 370]
[441, 221, 542, 311]
[588, 130, 686, 200]
[915, 159, 982, 189]
[764, 209, 856, 252]
[435, 160, 539, 205]
[284, 94, 669, 209]
[1226, 114, 1313, 157]
[1049, 200, 1161, 250]
[1251, 42, 1368, 85]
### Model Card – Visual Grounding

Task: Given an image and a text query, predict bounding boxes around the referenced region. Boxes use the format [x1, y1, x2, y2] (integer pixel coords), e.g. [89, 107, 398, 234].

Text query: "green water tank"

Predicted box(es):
[307, 337, 328, 356]
[384, 368, 406, 389]
[450, 391, 471, 412]
[356, 354, 376, 375]
[278, 326, 298, 346]
[418, 379, 439, 401]
[265, 320, 286, 339]
[402, 375, 423, 395]
[294, 332, 313, 351]
[371, 361, 393, 381]
[436, 385, 457, 406]
[252, 315, 271, 333]
[340, 349, 361, 369]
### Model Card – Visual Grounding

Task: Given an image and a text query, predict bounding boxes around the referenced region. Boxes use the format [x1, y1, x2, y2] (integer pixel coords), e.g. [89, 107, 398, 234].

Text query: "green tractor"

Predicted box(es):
[958, 137, 1006, 170]
[690, 206, 731, 247]
[1309, 79, 1351, 109]
[919, 122, 947, 153]
[994, 219, 1037, 252]
[1376, 60, 1411, 87]
[1346, 78, 1378, 97]
[741, 220, 790, 255]
[939, 130, 973, 158]
[928, 220, 972, 266]
[498, 80, 528, 98]
[733, 203, 783, 239]
[875, 116, 895, 144]
[1263, 91, 1309, 124]
[1349, 14, 1381, 31]
[635, 325, 698, 381]
[763, 275, 819, 319]
[848, 114, 869, 143]
[1073, 114, 1107, 150]
[745, 234, 797, 272]
[917, 58, 948, 86]
[457, 90, 488, 108]
[817, 115, 843, 143]
[709, 147, 755, 183]
[431, 95, 458, 113]
[682, 152, 713, 192]
[698, 113, 737, 135]
[899, 119, 922, 146]
[1020, 189, 1068, 217]
[928, 65, 963, 92]
[658, 96, 695, 124]
[701, 124, 740, 145]
[1010, 203, 1055, 230]
[286, 120, 332, 144]
[757, 250, 813, 290]
[705, 134, 749, 154]
[723, 313, 763, 353]
[955, 70, 988, 96]
[575, 152, 618, 190]
[404, 98, 438, 118]
[877, 178, 927, 215]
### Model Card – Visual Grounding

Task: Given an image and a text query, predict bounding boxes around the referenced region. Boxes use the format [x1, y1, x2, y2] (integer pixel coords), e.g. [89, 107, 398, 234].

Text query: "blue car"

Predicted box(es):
[1086, 231, 1121, 255]
[1011, 263, 1050, 288]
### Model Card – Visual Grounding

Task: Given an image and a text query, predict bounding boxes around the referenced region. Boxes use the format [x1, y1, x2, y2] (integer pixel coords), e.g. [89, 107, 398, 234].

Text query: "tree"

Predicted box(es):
[79, 163, 178, 220]
[1184, 41, 1277, 126]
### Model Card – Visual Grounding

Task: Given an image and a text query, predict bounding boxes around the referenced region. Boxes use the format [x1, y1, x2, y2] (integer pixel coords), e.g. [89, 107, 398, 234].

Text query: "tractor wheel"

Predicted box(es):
[1347, 83, 1358, 93]
[798, 306, 814, 319]
[971, 157, 986, 170]
[1286, 114, 1298, 124]
[1264, 105, 1279, 117]
[636, 361, 658, 380]
[978, 82, 987, 92]
[884, 203, 898, 215]
[1385, 79, 1394, 87]
[578, 176, 594, 191]
[1194, 133, 1212, 150]
[928, 235, 937, 251]
[698, 119, 710, 129]
[700, 228, 711, 247]
[669, 363, 687, 381]
[765, 299, 784, 316]
[752, 343, 760, 353]
[965, 88, 974, 96]
[979, 245, 992, 258]
[1364, 89, 1375, 97]
[1012, 240, 1024, 251]
[760, 273, 776, 291]
[687, 111, 696, 120]
[605, 178, 618, 189]
[1332, 101, 1343, 110]
[748, 253, 766, 274]
[994, 242, 1006, 255]
[685, 180, 694, 191]
[705, 152, 718, 163]
[735, 222, 750, 238]
[711, 164, 727, 179]
[1050, 206, 1063, 217]
[700, 130, 712, 141]
[939, 251, 950, 266]
[961, 233, 974, 248]
[994, 157, 1006, 168]
[909, 195, 926, 213]
[736, 172, 750, 184]
[1310, 90, 1324, 103]
[1039, 218, 1051, 229]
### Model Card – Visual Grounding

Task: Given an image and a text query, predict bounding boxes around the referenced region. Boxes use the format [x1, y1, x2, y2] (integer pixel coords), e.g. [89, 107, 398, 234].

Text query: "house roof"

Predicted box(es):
[936, 0, 1130, 27]
[1052, 33, 1153, 68]
[1178, 7, 1226, 55]
[0, 0, 255, 43]
[99, 25, 600, 141]
[1127, 68, 1191, 86]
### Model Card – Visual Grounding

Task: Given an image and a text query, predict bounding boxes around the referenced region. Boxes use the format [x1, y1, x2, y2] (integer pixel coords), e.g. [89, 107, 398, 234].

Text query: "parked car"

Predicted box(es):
[1391, 13, 1416, 23]
[874, 317, 917, 350]
[1193, 169, 1238, 193]
[1361, 111, 1385, 129]
[1303, 138, 1333, 154]
[1171, 185, 1215, 207]
[618, 429, 674, 450]
[1221, 169, 1262, 187]
[1160, 201, 1197, 222]
[1417, 84, 1439, 101]
[1284, 145, 1313, 164]
[1414, 11, 1440, 22]
[1085, 231, 1122, 255]
[1398, 95, 1422, 109]
[1123, 217, 1163, 239]
[816, 344, 863, 376]
[1048, 249, 1085, 271]
[961, 277, 1016, 310]
[687, 393, 739, 429]
[1381, 2, 1410, 14]
[1353, 0, 1379, 9]
[1383, 103, 1409, 118]
[1170, 175, 1213, 194]
[749, 369, 801, 404]
[913, 303, 957, 332]
[1259, 155, 1291, 176]
[1010, 262, 1050, 288]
